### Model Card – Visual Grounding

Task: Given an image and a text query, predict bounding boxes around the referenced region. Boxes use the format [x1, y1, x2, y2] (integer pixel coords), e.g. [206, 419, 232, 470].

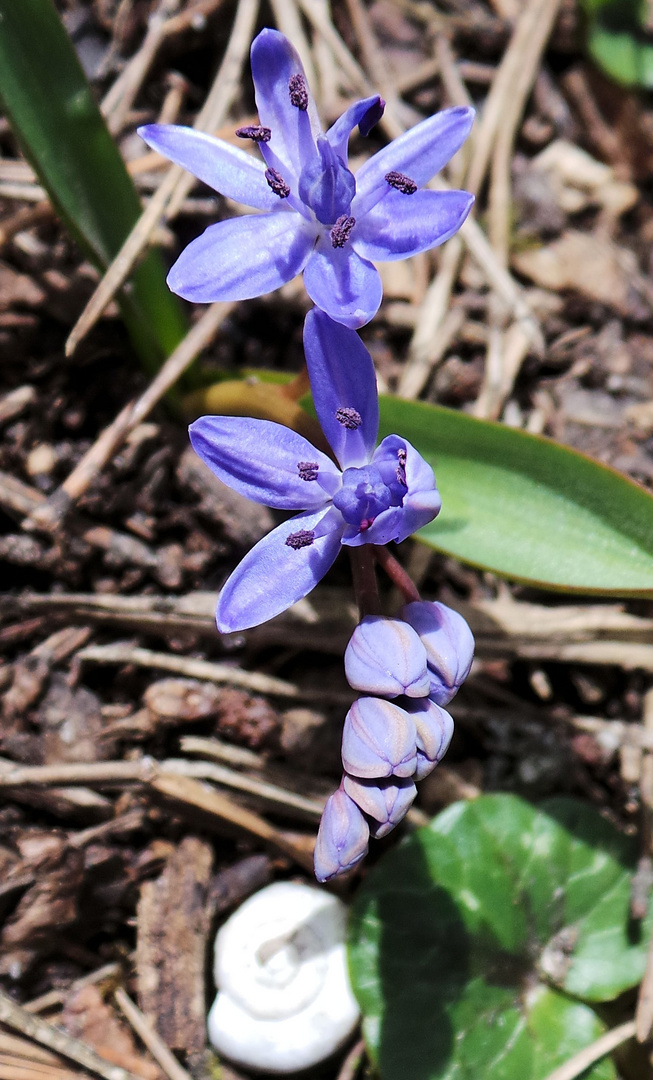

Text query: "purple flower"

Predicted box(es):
[344, 615, 430, 698]
[190, 310, 441, 632]
[314, 786, 369, 882]
[404, 697, 454, 780]
[343, 774, 416, 838]
[341, 697, 418, 778]
[138, 28, 474, 328]
[401, 600, 475, 704]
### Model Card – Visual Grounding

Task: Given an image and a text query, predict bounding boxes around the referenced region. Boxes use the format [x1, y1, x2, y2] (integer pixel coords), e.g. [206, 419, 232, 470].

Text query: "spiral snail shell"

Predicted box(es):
[207, 881, 360, 1073]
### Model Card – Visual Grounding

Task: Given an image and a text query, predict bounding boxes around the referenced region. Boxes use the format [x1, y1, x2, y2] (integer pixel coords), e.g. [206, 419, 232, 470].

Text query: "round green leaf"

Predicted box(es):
[378, 397, 653, 595]
[348, 795, 649, 1080]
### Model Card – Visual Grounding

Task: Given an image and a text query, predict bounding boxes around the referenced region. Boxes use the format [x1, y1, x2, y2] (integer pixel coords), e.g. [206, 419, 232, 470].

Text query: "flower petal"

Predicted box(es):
[137, 124, 280, 211]
[189, 415, 340, 509]
[303, 309, 378, 468]
[167, 212, 315, 303]
[303, 236, 382, 328]
[216, 506, 342, 632]
[326, 95, 385, 163]
[352, 189, 474, 262]
[250, 28, 320, 181]
[353, 105, 475, 215]
[314, 787, 369, 882]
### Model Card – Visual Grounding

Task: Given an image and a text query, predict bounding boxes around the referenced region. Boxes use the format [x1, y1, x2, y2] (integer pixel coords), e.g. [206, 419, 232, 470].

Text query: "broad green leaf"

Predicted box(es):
[0, 0, 187, 372]
[348, 795, 647, 1080]
[379, 397, 653, 595]
[579, 0, 653, 87]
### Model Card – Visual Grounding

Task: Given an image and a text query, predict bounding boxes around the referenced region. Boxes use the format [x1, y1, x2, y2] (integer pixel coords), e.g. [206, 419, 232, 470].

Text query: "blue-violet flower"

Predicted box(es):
[139, 28, 474, 328]
[344, 614, 430, 698]
[189, 309, 441, 632]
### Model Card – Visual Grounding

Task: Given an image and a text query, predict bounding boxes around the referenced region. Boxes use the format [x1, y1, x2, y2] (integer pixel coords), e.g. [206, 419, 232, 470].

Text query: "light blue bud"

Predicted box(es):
[344, 616, 430, 698]
[400, 601, 474, 704]
[343, 773, 416, 837]
[314, 786, 369, 882]
[341, 697, 417, 778]
[404, 697, 454, 779]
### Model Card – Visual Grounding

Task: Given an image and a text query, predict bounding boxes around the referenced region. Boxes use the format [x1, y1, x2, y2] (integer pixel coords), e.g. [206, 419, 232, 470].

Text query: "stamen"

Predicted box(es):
[288, 74, 308, 110]
[235, 125, 272, 142]
[298, 461, 319, 481]
[285, 529, 315, 550]
[265, 167, 290, 198]
[330, 215, 355, 248]
[385, 171, 417, 195]
[396, 447, 407, 486]
[336, 407, 362, 429]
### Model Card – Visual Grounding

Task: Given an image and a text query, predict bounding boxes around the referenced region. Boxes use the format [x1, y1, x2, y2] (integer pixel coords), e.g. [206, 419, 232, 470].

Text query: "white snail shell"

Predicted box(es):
[207, 881, 360, 1073]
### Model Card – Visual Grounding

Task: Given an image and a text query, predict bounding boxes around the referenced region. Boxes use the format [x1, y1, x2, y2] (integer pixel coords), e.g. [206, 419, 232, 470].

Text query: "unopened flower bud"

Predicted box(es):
[400, 601, 474, 704]
[404, 697, 454, 780]
[314, 787, 369, 882]
[341, 697, 417, 778]
[344, 616, 430, 698]
[343, 774, 416, 838]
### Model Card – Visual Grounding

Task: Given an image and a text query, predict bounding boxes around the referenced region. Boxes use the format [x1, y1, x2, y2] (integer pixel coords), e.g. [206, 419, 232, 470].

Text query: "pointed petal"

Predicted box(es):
[250, 28, 320, 180]
[304, 236, 382, 328]
[353, 106, 475, 215]
[326, 95, 385, 163]
[353, 189, 474, 262]
[216, 506, 342, 632]
[138, 124, 280, 211]
[189, 415, 340, 509]
[314, 788, 369, 882]
[167, 212, 315, 303]
[303, 309, 378, 468]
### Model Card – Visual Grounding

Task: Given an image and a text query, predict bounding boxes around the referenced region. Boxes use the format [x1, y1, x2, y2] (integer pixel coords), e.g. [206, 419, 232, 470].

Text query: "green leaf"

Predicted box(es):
[379, 397, 653, 595]
[0, 0, 187, 371]
[348, 794, 648, 1080]
[579, 0, 653, 88]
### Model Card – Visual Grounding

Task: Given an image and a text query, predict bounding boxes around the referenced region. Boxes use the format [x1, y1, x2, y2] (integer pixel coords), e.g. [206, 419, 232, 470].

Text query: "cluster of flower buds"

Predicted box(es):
[314, 602, 474, 881]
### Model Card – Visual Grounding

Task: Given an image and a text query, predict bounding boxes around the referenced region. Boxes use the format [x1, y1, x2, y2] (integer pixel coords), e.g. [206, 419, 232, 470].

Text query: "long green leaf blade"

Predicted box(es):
[379, 397, 653, 595]
[0, 0, 186, 369]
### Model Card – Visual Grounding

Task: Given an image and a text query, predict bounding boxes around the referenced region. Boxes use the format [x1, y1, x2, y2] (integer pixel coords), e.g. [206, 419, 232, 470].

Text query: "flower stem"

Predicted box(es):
[349, 547, 381, 619]
[373, 546, 421, 603]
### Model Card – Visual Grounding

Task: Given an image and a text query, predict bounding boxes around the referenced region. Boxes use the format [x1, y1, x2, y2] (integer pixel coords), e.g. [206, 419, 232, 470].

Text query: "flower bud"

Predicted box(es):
[341, 697, 417, 779]
[344, 616, 430, 698]
[404, 697, 454, 780]
[343, 774, 416, 838]
[400, 601, 474, 704]
[314, 787, 369, 882]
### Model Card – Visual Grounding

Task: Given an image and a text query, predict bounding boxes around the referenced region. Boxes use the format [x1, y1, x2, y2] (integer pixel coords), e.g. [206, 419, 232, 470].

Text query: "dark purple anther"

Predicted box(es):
[330, 215, 356, 248]
[335, 406, 362, 429]
[285, 529, 315, 549]
[265, 167, 290, 198]
[235, 125, 272, 142]
[396, 447, 407, 487]
[298, 461, 319, 481]
[288, 73, 308, 110]
[385, 170, 418, 194]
